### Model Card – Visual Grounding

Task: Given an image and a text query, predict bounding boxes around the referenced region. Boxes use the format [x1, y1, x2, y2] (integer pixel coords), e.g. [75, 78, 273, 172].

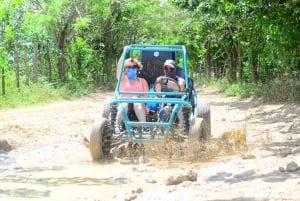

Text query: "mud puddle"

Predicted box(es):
[0, 141, 137, 200]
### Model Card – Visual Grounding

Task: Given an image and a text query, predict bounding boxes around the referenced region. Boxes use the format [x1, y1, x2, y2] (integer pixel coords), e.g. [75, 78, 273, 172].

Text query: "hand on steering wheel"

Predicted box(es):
[154, 76, 181, 97]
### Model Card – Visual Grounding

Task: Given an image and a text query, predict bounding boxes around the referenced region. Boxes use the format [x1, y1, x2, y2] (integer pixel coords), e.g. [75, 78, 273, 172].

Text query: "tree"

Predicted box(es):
[174, 0, 300, 85]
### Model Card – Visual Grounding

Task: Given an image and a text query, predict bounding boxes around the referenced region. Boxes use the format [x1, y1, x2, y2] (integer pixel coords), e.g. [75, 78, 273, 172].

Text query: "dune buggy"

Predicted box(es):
[89, 44, 211, 161]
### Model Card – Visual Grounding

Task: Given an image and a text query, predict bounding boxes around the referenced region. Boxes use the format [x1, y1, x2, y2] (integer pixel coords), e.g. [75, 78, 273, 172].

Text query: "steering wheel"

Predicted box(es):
[154, 76, 181, 95]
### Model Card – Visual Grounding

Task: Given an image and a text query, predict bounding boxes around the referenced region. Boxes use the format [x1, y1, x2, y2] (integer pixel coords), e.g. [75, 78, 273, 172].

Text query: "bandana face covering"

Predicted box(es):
[164, 69, 176, 79]
[126, 67, 138, 80]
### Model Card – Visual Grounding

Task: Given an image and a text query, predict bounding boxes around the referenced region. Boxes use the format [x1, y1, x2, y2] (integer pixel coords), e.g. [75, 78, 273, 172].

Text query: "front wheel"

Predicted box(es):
[89, 119, 112, 161]
[190, 117, 211, 142]
[102, 97, 113, 119]
[197, 101, 211, 137]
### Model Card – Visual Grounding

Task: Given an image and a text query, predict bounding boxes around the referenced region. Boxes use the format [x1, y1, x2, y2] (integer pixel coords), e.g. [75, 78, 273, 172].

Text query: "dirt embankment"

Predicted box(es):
[0, 88, 299, 201]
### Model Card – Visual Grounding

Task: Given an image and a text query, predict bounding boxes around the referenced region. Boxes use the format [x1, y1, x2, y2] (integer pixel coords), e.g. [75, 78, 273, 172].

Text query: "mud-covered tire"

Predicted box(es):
[89, 119, 111, 161]
[190, 117, 210, 142]
[197, 101, 211, 137]
[197, 101, 210, 117]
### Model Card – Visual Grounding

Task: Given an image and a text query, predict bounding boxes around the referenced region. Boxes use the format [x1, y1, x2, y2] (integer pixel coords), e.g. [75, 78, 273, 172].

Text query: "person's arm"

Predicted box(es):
[178, 78, 185, 92]
[154, 76, 163, 93]
[140, 78, 149, 98]
[116, 54, 123, 80]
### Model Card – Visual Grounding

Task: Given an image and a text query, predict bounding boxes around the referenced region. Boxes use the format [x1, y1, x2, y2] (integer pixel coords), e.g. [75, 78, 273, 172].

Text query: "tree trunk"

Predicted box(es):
[103, 49, 115, 80]
[1, 68, 5, 95]
[46, 43, 53, 82]
[14, 42, 20, 88]
[224, 45, 237, 82]
[228, 53, 234, 81]
[56, 28, 67, 82]
[55, 11, 77, 82]
[214, 64, 219, 79]
[33, 43, 39, 83]
[57, 49, 67, 82]
[24, 45, 30, 85]
[224, 46, 232, 81]
[204, 38, 211, 81]
[56, 26, 68, 82]
[249, 46, 258, 85]
[230, 46, 237, 82]
[251, 55, 258, 85]
[236, 41, 243, 82]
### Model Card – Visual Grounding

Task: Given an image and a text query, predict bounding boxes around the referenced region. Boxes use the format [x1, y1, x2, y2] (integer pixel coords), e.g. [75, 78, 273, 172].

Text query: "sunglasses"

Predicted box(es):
[126, 65, 138, 69]
[164, 66, 175, 71]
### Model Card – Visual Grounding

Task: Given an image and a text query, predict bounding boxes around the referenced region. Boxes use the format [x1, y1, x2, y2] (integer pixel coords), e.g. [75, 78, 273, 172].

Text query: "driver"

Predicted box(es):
[155, 59, 189, 135]
[155, 59, 185, 92]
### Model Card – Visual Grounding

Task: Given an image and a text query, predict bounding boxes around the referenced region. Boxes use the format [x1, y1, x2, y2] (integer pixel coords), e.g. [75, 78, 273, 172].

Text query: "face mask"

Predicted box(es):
[164, 69, 176, 79]
[126, 67, 138, 80]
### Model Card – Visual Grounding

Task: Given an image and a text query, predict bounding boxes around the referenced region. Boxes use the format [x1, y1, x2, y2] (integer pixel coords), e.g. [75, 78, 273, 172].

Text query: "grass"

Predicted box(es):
[0, 80, 85, 109]
[207, 78, 256, 98]
[206, 77, 300, 103]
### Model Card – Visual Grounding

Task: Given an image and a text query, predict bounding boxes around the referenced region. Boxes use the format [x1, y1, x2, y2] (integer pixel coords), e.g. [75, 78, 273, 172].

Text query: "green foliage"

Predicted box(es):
[0, 79, 67, 108]
[255, 78, 300, 103]
[208, 78, 256, 98]
[203, 76, 300, 102]
[74, 17, 91, 32]
[225, 83, 256, 98]
[0, 0, 299, 108]
[59, 80, 90, 98]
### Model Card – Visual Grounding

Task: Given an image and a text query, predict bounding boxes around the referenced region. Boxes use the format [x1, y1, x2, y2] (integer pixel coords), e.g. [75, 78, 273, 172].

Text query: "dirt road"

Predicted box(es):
[0, 88, 299, 201]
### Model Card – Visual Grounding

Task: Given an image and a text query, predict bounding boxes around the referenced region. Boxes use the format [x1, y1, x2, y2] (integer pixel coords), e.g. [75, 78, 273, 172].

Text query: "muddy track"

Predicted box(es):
[0, 88, 299, 201]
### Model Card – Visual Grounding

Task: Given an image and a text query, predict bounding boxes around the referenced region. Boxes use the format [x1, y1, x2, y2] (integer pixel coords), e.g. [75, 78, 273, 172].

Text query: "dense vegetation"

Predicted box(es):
[0, 0, 299, 108]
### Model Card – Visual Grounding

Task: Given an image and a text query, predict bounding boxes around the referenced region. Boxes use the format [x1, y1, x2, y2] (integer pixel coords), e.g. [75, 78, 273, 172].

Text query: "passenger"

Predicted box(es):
[155, 59, 189, 135]
[115, 54, 149, 131]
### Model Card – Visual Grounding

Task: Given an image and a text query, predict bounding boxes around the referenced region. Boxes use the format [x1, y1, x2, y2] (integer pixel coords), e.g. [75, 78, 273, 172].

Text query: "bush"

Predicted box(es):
[203, 77, 300, 103]
[0, 81, 68, 108]
[208, 78, 255, 98]
[255, 78, 300, 103]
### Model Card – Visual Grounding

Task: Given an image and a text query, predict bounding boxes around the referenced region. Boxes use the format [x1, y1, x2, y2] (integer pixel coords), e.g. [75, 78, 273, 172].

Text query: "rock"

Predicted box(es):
[166, 170, 197, 185]
[295, 138, 300, 146]
[242, 153, 256, 160]
[136, 187, 143, 194]
[82, 137, 89, 149]
[0, 139, 12, 152]
[125, 188, 143, 201]
[292, 147, 300, 155]
[279, 148, 292, 157]
[280, 126, 291, 134]
[278, 166, 285, 172]
[286, 161, 299, 172]
[146, 176, 157, 183]
[124, 193, 137, 201]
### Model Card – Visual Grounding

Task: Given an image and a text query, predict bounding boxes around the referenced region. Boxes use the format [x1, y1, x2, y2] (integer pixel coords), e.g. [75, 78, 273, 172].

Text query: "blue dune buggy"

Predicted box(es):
[89, 44, 211, 161]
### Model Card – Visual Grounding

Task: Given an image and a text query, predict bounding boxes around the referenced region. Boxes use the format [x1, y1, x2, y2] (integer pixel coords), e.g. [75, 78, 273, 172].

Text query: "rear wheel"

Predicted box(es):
[89, 119, 112, 161]
[190, 117, 210, 142]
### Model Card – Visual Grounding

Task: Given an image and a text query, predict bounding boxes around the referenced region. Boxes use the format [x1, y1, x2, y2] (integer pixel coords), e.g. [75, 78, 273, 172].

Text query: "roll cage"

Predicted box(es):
[111, 44, 197, 140]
